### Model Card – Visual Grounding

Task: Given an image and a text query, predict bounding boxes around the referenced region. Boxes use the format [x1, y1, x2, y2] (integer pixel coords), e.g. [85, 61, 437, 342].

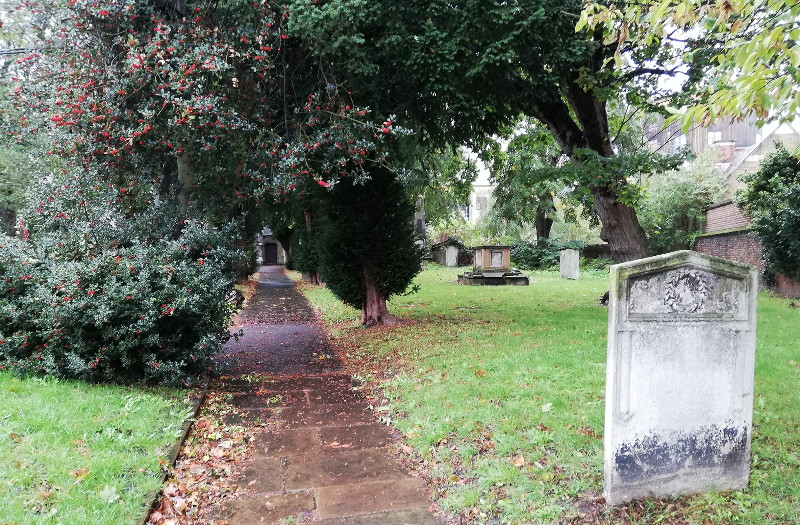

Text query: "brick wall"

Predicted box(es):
[704, 201, 750, 233]
[694, 230, 764, 270]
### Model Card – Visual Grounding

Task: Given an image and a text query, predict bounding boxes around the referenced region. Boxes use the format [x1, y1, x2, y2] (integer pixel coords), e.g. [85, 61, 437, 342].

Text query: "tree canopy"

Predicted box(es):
[287, 0, 692, 262]
[578, 0, 800, 128]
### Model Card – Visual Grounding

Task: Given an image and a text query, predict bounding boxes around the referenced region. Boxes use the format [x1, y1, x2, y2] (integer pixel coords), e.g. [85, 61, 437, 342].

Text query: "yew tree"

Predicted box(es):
[320, 167, 421, 326]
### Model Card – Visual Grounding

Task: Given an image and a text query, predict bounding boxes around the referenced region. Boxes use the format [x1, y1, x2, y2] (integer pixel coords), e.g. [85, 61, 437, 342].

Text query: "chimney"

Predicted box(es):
[715, 140, 736, 162]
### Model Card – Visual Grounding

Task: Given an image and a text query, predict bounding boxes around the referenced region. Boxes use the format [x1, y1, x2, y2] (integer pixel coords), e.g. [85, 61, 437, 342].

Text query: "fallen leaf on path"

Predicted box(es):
[513, 455, 525, 467]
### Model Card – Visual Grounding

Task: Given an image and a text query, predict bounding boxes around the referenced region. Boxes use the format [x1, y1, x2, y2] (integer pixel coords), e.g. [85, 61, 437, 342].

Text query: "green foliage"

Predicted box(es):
[638, 151, 724, 254]
[0, 171, 239, 385]
[737, 145, 800, 278]
[482, 120, 562, 238]
[411, 146, 478, 227]
[510, 238, 585, 270]
[579, 0, 800, 127]
[320, 168, 421, 310]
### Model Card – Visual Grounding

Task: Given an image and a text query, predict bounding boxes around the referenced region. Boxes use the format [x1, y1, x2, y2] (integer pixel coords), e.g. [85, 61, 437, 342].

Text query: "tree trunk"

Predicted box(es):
[531, 90, 649, 264]
[0, 205, 16, 237]
[176, 143, 194, 216]
[302, 209, 321, 284]
[361, 270, 402, 327]
[591, 186, 648, 263]
[534, 193, 554, 244]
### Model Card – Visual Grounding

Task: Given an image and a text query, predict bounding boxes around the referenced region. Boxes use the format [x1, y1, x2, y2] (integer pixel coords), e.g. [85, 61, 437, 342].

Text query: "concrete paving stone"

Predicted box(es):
[252, 428, 321, 457]
[217, 491, 315, 524]
[229, 389, 309, 409]
[315, 477, 430, 519]
[219, 374, 354, 393]
[319, 424, 392, 450]
[278, 404, 376, 429]
[236, 457, 284, 493]
[314, 507, 438, 525]
[222, 408, 275, 426]
[284, 448, 408, 490]
[307, 388, 369, 406]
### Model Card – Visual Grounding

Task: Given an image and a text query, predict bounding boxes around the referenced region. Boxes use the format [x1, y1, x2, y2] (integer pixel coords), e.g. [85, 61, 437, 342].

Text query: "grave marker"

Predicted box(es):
[560, 249, 580, 280]
[604, 251, 758, 504]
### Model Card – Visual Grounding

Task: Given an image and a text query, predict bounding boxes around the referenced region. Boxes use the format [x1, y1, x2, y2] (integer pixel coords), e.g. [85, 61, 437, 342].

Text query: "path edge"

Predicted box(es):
[135, 377, 210, 525]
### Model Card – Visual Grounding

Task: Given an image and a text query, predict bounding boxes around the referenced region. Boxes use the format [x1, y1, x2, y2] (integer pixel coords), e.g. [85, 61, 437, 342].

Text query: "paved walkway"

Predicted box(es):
[212, 266, 437, 524]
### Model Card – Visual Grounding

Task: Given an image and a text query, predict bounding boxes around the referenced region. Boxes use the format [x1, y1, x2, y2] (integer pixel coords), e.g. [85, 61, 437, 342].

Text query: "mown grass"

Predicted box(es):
[299, 264, 800, 524]
[0, 374, 193, 524]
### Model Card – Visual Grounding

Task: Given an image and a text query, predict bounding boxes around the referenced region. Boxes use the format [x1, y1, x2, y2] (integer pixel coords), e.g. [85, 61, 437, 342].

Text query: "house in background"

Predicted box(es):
[464, 170, 494, 224]
[716, 121, 800, 198]
[648, 113, 800, 297]
[645, 114, 761, 158]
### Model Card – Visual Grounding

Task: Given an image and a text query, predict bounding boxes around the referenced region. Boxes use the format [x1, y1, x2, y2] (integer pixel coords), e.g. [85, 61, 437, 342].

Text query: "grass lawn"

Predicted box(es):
[0, 374, 193, 524]
[298, 264, 800, 524]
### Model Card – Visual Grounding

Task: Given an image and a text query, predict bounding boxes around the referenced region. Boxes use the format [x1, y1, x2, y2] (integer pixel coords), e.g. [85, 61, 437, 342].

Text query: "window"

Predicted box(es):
[708, 131, 722, 144]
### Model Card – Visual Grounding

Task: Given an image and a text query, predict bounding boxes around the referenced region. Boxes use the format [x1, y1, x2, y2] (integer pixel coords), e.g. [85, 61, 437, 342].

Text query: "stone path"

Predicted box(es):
[212, 266, 437, 524]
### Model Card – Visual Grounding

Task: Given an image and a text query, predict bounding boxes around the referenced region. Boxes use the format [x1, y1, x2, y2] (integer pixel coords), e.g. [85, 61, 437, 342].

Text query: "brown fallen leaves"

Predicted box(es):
[147, 392, 258, 525]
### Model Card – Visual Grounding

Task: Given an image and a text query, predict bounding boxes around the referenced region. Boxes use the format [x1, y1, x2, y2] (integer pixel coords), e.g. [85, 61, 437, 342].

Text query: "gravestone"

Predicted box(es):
[560, 249, 580, 280]
[604, 251, 758, 504]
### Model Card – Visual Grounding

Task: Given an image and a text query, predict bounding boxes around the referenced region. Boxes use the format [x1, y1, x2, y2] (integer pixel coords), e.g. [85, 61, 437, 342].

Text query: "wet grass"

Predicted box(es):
[0, 374, 193, 524]
[299, 264, 800, 524]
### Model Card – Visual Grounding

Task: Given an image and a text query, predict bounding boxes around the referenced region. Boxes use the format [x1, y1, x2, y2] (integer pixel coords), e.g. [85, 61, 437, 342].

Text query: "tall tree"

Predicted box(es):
[288, 0, 678, 262]
[482, 120, 563, 243]
[320, 167, 421, 326]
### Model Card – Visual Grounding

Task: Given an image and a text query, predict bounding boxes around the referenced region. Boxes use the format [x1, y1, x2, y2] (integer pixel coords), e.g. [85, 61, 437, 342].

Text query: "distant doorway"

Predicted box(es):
[264, 243, 278, 264]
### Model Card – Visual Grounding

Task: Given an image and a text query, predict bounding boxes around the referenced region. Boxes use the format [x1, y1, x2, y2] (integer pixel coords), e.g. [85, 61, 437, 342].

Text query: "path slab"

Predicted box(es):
[277, 404, 376, 429]
[319, 424, 392, 450]
[236, 457, 284, 492]
[285, 448, 409, 490]
[315, 507, 438, 525]
[253, 428, 321, 457]
[316, 478, 431, 519]
[218, 491, 315, 524]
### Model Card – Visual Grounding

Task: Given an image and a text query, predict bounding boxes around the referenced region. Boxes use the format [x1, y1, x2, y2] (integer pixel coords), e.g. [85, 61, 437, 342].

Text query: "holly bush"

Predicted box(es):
[0, 173, 239, 385]
[511, 239, 586, 271]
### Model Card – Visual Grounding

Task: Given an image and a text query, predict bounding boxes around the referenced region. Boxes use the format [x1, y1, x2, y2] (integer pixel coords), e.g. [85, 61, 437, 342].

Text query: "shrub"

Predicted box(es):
[0, 232, 236, 385]
[737, 144, 800, 280]
[510, 239, 584, 270]
[0, 177, 240, 385]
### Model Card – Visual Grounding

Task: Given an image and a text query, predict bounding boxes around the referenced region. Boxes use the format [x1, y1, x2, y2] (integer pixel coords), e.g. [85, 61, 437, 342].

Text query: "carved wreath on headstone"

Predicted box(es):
[663, 270, 708, 313]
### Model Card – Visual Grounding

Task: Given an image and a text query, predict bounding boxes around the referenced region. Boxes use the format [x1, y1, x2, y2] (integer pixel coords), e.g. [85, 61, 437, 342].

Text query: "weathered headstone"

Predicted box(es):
[604, 251, 758, 504]
[560, 249, 580, 280]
